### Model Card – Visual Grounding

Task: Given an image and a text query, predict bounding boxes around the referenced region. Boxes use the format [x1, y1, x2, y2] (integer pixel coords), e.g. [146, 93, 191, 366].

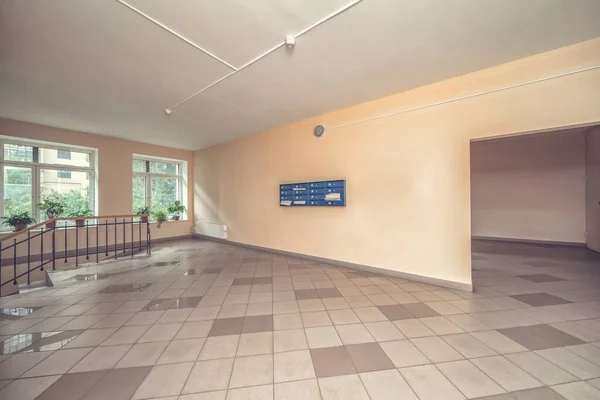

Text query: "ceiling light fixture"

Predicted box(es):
[285, 35, 296, 48]
[164, 108, 172, 115]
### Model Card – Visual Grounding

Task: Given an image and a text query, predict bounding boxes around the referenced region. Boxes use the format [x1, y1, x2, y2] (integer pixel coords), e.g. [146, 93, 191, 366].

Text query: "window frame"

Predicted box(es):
[132, 155, 186, 220]
[0, 137, 96, 223]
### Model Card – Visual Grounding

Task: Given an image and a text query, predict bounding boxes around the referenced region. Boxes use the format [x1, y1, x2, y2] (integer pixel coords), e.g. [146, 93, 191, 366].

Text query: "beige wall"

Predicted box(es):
[194, 38, 600, 289]
[0, 118, 194, 240]
[586, 126, 600, 253]
[471, 131, 586, 244]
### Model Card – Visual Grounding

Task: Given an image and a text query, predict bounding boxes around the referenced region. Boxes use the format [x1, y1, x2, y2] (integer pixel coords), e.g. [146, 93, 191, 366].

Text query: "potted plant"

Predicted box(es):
[1, 211, 35, 232]
[38, 199, 65, 228]
[135, 206, 150, 223]
[152, 210, 168, 228]
[68, 207, 92, 227]
[166, 200, 185, 221]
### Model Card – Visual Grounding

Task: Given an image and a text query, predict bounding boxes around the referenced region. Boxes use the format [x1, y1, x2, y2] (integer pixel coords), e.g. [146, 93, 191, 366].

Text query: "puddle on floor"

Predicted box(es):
[97, 282, 152, 294]
[0, 307, 42, 321]
[74, 273, 112, 281]
[148, 261, 181, 267]
[0, 330, 82, 354]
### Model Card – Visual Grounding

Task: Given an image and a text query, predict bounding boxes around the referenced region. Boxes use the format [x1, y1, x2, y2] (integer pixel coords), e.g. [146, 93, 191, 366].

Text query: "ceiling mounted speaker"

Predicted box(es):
[314, 125, 325, 137]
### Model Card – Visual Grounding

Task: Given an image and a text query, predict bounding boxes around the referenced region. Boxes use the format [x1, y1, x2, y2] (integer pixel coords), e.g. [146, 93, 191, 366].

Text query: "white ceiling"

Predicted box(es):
[1, 0, 599, 150]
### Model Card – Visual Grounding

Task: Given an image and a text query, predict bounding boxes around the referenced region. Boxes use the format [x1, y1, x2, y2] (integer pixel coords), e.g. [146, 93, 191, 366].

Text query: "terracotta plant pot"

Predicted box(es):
[140, 216, 148, 223]
[45, 220, 57, 229]
[75, 219, 85, 227]
[14, 224, 27, 232]
[173, 215, 180, 221]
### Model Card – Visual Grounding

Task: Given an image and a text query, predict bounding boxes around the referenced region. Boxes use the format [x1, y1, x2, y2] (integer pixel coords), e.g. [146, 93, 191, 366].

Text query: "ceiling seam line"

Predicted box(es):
[168, 0, 365, 111]
[324, 65, 600, 132]
[116, 0, 238, 71]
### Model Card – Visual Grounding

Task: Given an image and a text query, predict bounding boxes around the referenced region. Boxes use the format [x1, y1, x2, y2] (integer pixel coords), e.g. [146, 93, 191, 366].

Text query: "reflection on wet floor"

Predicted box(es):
[75, 273, 111, 281]
[97, 283, 152, 294]
[141, 296, 203, 311]
[0, 307, 42, 321]
[1, 330, 81, 354]
[149, 261, 181, 267]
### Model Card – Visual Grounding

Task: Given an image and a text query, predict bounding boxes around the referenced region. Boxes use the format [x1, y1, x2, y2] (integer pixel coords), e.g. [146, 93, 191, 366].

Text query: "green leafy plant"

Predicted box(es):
[38, 198, 65, 219]
[67, 206, 92, 227]
[152, 210, 168, 227]
[45, 189, 89, 217]
[166, 200, 185, 220]
[135, 206, 150, 215]
[67, 206, 92, 218]
[2, 211, 35, 232]
[135, 206, 150, 223]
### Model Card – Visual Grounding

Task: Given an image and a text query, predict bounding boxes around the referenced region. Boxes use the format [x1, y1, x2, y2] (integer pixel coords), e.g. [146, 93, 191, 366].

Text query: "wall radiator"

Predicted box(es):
[196, 221, 228, 240]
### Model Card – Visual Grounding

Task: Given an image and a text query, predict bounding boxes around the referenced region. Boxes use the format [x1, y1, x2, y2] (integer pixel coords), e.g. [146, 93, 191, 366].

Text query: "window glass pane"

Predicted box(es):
[132, 175, 146, 212]
[150, 161, 177, 175]
[40, 169, 91, 218]
[4, 166, 32, 216]
[57, 150, 71, 160]
[132, 159, 146, 173]
[4, 144, 33, 162]
[57, 170, 72, 179]
[151, 177, 179, 212]
[39, 147, 90, 167]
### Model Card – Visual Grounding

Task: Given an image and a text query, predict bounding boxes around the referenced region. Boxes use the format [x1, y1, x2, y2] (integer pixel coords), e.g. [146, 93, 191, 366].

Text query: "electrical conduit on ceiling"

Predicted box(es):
[314, 65, 600, 134]
[116, 0, 364, 113]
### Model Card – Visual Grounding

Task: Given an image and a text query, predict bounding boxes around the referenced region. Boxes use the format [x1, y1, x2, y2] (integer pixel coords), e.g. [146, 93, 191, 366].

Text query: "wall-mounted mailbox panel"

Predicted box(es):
[280, 180, 346, 207]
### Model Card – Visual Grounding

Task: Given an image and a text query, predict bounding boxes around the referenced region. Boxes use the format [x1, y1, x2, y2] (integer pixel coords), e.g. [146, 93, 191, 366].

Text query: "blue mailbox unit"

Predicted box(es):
[280, 180, 346, 207]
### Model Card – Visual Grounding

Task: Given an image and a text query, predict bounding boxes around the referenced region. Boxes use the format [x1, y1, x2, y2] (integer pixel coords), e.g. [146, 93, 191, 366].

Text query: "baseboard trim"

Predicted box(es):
[472, 236, 586, 248]
[193, 234, 472, 292]
[153, 234, 194, 244]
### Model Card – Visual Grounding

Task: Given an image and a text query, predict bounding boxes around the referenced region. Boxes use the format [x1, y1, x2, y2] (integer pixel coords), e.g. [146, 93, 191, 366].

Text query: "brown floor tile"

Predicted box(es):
[524, 261, 562, 268]
[242, 315, 274, 333]
[208, 317, 245, 336]
[232, 278, 254, 286]
[310, 346, 356, 378]
[295, 289, 320, 300]
[317, 288, 342, 299]
[498, 324, 584, 350]
[403, 303, 440, 318]
[518, 274, 565, 283]
[169, 297, 202, 309]
[253, 277, 273, 285]
[345, 342, 394, 372]
[36, 370, 108, 400]
[377, 305, 414, 321]
[510, 293, 572, 307]
[512, 387, 567, 399]
[83, 367, 151, 400]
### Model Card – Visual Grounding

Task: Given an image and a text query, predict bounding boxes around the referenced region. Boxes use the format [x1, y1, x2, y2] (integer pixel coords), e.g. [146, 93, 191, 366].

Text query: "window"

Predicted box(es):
[0, 139, 96, 222]
[57, 170, 72, 179]
[132, 156, 186, 219]
[56, 150, 71, 160]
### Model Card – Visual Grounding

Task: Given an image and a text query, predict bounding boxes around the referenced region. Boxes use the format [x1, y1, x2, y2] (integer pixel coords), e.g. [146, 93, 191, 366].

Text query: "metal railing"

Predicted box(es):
[0, 214, 151, 296]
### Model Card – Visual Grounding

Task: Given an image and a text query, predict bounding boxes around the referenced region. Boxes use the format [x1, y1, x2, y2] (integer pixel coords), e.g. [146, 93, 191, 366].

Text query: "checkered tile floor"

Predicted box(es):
[1, 239, 600, 399]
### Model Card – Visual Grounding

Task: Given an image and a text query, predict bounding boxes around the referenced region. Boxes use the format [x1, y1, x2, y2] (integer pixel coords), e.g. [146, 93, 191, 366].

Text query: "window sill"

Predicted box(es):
[148, 219, 189, 225]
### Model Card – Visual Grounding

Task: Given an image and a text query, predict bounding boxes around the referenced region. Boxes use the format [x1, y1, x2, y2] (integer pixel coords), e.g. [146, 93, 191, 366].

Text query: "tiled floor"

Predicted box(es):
[1, 239, 600, 399]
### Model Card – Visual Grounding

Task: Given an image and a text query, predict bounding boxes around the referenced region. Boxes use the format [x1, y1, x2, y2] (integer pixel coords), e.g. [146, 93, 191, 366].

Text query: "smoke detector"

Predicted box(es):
[285, 35, 296, 48]
[164, 108, 172, 115]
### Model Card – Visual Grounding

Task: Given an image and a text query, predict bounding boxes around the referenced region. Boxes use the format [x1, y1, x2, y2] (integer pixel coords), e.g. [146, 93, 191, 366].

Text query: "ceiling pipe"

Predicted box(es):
[167, 0, 364, 112]
[317, 65, 600, 133]
[117, 0, 238, 71]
